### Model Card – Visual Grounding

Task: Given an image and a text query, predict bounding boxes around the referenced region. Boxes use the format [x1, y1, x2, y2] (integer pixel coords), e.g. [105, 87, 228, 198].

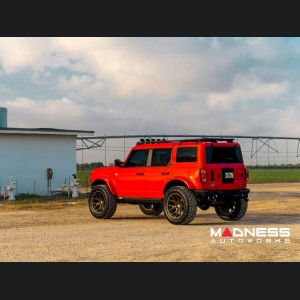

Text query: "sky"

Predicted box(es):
[1, 37, 300, 164]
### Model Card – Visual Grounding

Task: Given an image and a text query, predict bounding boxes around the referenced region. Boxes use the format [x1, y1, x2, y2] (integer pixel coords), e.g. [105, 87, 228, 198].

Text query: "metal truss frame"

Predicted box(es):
[76, 134, 300, 161]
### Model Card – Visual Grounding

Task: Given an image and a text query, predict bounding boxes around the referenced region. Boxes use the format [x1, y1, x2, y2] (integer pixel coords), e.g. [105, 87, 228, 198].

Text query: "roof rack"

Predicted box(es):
[178, 138, 234, 144]
[136, 138, 234, 145]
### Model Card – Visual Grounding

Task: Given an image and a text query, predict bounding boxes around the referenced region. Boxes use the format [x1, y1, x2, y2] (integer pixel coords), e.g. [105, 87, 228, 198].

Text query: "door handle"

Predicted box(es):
[136, 172, 144, 175]
[161, 172, 170, 175]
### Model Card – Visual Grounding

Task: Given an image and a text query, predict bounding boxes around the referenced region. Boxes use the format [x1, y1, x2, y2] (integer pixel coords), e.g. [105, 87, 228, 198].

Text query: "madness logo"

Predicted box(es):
[210, 227, 291, 244]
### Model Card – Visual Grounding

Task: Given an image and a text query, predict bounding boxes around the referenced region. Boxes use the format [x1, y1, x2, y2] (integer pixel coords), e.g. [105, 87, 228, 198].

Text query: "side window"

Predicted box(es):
[151, 148, 172, 166]
[125, 150, 149, 167]
[176, 147, 197, 162]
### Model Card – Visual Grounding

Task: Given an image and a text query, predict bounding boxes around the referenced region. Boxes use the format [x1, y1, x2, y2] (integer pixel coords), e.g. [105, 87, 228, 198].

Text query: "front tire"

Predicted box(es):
[215, 198, 248, 221]
[139, 203, 164, 216]
[88, 185, 117, 219]
[163, 186, 197, 225]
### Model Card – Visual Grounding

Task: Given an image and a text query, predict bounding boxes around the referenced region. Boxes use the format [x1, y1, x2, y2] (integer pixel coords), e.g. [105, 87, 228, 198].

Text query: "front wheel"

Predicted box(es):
[139, 203, 164, 216]
[88, 185, 117, 219]
[215, 198, 248, 221]
[163, 186, 197, 225]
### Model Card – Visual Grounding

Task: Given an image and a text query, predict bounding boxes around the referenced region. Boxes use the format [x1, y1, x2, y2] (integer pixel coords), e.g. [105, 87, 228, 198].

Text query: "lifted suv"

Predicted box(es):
[89, 138, 250, 225]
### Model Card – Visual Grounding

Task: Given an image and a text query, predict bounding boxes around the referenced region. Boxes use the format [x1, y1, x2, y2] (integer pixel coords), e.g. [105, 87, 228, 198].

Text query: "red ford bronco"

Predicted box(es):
[89, 138, 250, 225]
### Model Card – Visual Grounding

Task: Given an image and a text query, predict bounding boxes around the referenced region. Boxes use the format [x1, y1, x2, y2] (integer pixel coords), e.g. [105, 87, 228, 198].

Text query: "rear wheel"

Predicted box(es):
[88, 185, 117, 219]
[164, 186, 197, 225]
[215, 198, 248, 221]
[139, 203, 164, 216]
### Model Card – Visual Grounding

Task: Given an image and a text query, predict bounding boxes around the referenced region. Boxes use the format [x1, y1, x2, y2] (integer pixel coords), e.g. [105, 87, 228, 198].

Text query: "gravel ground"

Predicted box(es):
[0, 183, 299, 262]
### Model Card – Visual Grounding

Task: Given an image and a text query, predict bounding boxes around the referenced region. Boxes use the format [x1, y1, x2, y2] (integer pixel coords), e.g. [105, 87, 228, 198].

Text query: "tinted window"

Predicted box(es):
[206, 146, 243, 163]
[151, 148, 172, 166]
[125, 150, 149, 167]
[176, 147, 197, 162]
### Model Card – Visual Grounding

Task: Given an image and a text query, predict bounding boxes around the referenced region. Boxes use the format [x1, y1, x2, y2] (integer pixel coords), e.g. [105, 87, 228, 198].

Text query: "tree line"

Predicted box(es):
[76, 162, 104, 170]
[247, 164, 300, 169]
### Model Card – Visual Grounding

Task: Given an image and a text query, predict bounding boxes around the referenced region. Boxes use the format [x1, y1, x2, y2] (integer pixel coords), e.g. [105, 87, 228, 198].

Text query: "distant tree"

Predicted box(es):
[247, 164, 300, 169]
[77, 162, 104, 170]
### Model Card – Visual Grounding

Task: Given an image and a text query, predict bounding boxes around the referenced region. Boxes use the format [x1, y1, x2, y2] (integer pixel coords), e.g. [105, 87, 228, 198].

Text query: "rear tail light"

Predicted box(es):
[200, 169, 207, 183]
[245, 168, 249, 182]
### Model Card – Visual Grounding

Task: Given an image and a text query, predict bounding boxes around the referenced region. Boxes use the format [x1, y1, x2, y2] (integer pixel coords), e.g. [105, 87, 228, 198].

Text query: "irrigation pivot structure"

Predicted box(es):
[76, 134, 300, 166]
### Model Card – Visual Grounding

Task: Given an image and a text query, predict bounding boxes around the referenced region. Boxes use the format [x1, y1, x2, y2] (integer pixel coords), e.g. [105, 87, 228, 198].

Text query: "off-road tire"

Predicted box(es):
[163, 186, 197, 225]
[88, 185, 117, 219]
[139, 203, 164, 216]
[215, 198, 248, 221]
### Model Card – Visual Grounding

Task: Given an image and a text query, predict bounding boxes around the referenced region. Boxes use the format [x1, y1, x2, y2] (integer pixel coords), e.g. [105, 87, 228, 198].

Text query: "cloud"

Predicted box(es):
[0, 37, 296, 99]
[0, 84, 12, 94]
[0, 37, 265, 98]
[56, 74, 105, 103]
[207, 75, 289, 109]
[0, 37, 51, 73]
[4, 97, 90, 129]
[1, 37, 300, 164]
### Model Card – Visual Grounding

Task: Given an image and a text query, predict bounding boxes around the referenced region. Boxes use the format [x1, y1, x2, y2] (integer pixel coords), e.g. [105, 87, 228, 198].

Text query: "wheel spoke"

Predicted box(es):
[166, 192, 186, 219]
[168, 204, 177, 209]
[91, 190, 106, 213]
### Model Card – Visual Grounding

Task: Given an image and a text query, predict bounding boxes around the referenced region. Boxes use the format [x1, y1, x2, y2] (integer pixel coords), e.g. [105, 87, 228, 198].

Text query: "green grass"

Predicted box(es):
[76, 170, 91, 186]
[16, 193, 41, 200]
[249, 169, 300, 184]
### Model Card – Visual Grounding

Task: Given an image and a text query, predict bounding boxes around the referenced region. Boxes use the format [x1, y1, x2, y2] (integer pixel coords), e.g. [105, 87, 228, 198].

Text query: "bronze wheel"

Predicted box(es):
[165, 192, 186, 220]
[88, 185, 117, 219]
[163, 186, 197, 225]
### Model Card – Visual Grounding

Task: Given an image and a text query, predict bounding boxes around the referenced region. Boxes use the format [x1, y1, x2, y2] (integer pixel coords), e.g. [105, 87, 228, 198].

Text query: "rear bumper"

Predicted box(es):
[194, 188, 250, 199]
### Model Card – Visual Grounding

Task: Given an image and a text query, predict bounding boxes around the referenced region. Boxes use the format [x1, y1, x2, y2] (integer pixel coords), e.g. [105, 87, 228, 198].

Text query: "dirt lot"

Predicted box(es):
[0, 183, 299, 262]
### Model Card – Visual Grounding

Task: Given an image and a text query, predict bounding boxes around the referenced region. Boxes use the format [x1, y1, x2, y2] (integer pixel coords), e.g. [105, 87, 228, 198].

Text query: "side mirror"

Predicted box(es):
[114, 159, 123, 167]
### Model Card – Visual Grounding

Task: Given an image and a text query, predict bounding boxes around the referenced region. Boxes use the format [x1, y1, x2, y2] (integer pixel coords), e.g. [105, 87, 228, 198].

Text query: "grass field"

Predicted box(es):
[76, 170, 91, 185]
[77, 168, 300, 184]
[248, 169, 300, 184]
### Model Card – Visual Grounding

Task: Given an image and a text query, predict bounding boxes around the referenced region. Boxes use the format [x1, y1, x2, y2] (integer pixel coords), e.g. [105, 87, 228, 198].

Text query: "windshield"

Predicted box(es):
[206, 146, 243, 164]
